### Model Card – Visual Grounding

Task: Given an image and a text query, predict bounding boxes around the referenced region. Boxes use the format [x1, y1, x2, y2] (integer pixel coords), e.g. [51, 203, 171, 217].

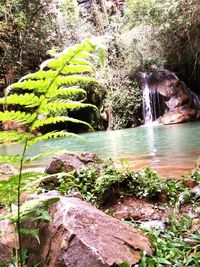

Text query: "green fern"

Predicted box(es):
[0, 172, 46, 207]
[0, 93, 43, 107]
[0, 110, 36, 124]
[0, 39, 101, 147]
[0, 131, 32, 144]
[0, 39, 104, 267]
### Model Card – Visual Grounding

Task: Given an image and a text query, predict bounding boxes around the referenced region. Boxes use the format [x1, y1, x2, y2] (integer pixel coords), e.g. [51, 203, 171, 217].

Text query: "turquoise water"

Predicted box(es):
[1, 121, 200, 177]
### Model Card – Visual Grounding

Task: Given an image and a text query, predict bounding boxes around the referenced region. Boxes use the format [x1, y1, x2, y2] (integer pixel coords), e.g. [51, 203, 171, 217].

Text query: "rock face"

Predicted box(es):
[25, 194, 153, 267]
[0, 220, 14, 264]
[45, 152, 100, 174]
[111, 196, 166, 221]
[141, 70, 200, 124]
[0, 193, 153, 266]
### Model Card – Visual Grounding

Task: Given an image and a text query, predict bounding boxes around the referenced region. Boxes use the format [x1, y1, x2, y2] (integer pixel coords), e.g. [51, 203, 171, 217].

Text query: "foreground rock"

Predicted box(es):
[27, 193, 153, 266]
[0, 192, 153, 266]
[45, 152, 101, 174]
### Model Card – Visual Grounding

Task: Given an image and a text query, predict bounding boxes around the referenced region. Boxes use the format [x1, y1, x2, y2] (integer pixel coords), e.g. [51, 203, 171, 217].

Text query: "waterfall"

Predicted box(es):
[141, 72, 166, 125]
[141, 70, 200, 125]
[142, 73, 153, 124]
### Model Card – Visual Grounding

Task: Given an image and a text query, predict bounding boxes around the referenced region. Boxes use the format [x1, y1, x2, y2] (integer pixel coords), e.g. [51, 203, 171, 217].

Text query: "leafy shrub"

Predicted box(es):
[126, 168, 163, 197]
[190, 168, 200, 184]
[55, 161, 196, 207]
[122, 215, 200, 267]
[57, 166, 98, 203]
[103, 81, 142, 129]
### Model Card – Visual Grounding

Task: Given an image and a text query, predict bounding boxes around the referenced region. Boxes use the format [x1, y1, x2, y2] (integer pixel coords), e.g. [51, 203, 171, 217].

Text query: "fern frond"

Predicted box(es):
[0, 171, 46, 206]
[2, 197, 59, 223]
[0, 177, 17, 206]
[28, 130, 84, 146]
[0, 131, 32, 144]
[70, 58, 95, 66]
[55, 75, 97, 86]
[10, 79, 51, 93]
[47, 86, 86, 99]
[20, 228, 40, 243]
[20, 70, 57, 81]
[40, 44, 94, 70]
[0, 93, 43, 107]
[39, 100, 96, 113]
[0, 111, 36, 125]
[10, 75, 96, 95]
[19, 197, 59, 223]
[31, 116, 93, 131]
[54, 64, 95, 74]
[0, 155, 22, 164]
[22, 173, 59, 190]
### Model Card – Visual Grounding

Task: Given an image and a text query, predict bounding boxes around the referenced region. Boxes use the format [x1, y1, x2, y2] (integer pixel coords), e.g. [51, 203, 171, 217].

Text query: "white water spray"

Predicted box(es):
[142, 73, 154, 125]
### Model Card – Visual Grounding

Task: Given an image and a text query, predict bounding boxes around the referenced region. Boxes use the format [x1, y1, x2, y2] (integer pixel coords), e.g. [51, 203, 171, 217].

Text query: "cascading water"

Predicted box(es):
[141, 73, 166, 125]
[141, 70, 200, 125]
[142, 73, 153, 124]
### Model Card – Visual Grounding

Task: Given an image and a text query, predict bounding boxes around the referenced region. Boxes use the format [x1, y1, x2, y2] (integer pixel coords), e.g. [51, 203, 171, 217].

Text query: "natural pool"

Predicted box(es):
[1, 121, 200, 178]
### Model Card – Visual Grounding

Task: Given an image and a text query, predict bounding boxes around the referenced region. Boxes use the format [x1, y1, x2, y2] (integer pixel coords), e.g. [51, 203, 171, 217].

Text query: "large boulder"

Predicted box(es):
[45, 152, 100, 174]
[0, 192, 153, 266]
[27, 193, 153, 267]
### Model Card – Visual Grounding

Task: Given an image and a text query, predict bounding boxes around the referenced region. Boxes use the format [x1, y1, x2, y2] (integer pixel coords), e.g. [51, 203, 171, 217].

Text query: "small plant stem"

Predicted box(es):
[16, 138, 28, 267]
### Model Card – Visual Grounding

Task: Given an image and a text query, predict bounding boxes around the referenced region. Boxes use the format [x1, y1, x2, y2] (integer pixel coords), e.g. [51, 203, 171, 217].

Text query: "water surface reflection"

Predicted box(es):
[1, 122, 200, 178]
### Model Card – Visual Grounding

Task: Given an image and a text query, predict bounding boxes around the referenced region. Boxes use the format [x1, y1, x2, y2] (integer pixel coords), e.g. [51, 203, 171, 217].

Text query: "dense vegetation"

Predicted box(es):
[44, 160, 200, 266]
[0, 1, 200, 266]
[1, 0, 200, 129]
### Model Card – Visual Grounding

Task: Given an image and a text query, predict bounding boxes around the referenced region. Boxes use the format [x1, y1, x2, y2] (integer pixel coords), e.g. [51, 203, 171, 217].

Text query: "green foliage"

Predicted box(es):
[0, 171, 45, 207]
[118, 262, 130, 267]
[0, 39, 101, 147]
[0, 155, 21, 164]
[0, 39, 103, 266]
[134, 215, 200, 266]
[0, 0, 60, 91]
[190, 168, 200, 184]
[124, 0, 200, 88]
[1, 197, 59, 223]
[104, 81, 142, 129]
[0, 131, 32, 144]
[57, 166, 98, 203]
[126, 168, 163, 198]
[54, 161, 195, 207]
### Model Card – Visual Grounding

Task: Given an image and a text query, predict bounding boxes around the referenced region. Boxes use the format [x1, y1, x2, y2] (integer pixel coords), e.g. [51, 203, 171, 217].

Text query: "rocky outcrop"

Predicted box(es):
[141, 70, 200, 124]
[0, 192, 153, 266]
[45, 152, 101, 174]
